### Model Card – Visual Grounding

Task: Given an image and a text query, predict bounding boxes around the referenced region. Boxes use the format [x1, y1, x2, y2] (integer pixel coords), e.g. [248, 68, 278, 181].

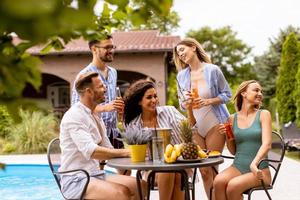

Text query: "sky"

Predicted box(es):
[173, 0, 300, 55]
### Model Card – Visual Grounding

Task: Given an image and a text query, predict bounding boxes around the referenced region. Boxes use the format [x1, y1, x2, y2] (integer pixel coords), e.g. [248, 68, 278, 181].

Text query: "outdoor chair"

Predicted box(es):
[146, 167, 198, 200]
[217, 131, 286, 200]
[47, 138, 90, 200]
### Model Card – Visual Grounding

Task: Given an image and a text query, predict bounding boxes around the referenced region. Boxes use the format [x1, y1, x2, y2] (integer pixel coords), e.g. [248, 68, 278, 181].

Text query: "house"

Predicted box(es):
[21, 30, 180, 117]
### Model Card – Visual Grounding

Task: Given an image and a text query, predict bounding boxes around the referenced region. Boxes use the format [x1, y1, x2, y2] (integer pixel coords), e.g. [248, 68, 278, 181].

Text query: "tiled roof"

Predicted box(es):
[16, 30, 180, 55]
[112, 30, 180, 52]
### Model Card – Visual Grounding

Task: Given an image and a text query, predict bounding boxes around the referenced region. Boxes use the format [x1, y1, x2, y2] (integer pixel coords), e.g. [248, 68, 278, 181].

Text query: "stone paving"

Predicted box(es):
[148, 152, 300, 200]
[1, 152, 299, 200]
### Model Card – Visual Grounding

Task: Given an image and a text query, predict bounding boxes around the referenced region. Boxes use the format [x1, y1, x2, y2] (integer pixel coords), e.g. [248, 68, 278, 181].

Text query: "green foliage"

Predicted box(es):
[186, 26, 255, 85]
[0, 138, 5, 153]
[268, 97, 278, 120]
[226, 83, 239, 114]
[295, 62, 300, 127]
[1, 98, 53, 122]
[2, 142, 16, 153]
[276, 33, 300, 123]
[0, 105, 13, 138]
[0, 35, 42, 99]
[253, 26, 300, 108]
[0, 0, 174, 103]
[10, 109, 58, 153]
[118, 10, 179, 34]
[167, 70, 179, 108]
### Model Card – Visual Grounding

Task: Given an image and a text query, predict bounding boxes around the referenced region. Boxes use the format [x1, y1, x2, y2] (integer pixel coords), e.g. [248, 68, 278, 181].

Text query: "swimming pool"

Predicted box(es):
[0, 164, 63, 200]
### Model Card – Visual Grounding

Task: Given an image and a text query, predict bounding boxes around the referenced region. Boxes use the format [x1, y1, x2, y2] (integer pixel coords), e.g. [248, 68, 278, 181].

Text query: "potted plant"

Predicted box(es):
[121, 127, 152, 162]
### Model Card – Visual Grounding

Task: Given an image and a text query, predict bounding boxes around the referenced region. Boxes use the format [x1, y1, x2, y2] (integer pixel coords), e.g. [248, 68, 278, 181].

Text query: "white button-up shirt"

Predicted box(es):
[59, 102, 113, 175]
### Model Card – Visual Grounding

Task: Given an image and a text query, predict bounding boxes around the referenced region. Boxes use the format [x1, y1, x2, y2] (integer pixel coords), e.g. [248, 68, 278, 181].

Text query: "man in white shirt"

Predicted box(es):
[59, 72, 145, 200]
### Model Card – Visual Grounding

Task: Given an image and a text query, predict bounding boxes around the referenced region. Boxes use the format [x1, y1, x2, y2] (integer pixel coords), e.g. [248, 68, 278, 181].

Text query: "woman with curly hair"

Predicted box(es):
[123, 79, 186, 200]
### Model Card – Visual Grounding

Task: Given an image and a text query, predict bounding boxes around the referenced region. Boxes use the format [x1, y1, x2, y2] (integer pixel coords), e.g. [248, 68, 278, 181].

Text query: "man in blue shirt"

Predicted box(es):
[72, 35, 124, 150]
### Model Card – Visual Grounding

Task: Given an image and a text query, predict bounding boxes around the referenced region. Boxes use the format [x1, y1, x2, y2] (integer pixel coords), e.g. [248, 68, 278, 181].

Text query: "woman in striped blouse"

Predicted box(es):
[123, 79, 186, 200]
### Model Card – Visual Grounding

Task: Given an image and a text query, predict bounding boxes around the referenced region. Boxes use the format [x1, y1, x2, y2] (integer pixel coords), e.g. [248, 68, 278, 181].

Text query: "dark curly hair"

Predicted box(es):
[123, 79, 156, 125]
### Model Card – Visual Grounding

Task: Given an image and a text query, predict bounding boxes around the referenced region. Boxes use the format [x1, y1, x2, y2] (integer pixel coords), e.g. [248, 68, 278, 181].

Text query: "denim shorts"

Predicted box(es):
[61, 172, 106, 199]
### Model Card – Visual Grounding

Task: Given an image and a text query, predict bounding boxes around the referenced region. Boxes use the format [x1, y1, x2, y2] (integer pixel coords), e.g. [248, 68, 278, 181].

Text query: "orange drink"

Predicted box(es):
[192, 88, 199, 98]
[191, 88, 199, 109]
[224, 122, 234, 140]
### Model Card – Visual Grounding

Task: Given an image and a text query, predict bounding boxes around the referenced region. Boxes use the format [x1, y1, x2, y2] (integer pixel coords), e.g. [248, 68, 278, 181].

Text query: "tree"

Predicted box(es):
[253, 26, 300, 107]
[0, 0, 174, 102]
[276, 33, 300, 123]
[295, 62, 300, 127]
[118, 10, 179, 34]
[167, 70, 179, 108]
[186, 26, 255, 85]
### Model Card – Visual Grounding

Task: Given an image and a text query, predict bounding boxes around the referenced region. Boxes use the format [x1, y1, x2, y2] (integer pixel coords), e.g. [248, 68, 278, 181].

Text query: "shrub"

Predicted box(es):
[2, 142, 16, 153]
[167, 71, 179, 108]
[10, 109, 59, 154]
[0, 105, 13, 138]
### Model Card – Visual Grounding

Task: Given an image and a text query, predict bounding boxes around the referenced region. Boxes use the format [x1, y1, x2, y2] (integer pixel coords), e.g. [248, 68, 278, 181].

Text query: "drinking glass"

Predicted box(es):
[224, 122, 234, 140]
[115, 86, 124, 124]
[191, 87, 199, 98]
[156, 128, 171, 150]
[152, 137, 164, 163]
[116, 86, 122, 98]
[191, 87, 199, 109]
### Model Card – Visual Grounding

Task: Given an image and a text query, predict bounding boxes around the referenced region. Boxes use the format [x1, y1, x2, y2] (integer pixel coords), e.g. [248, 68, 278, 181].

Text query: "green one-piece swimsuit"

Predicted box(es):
[233, 110, 268, 174]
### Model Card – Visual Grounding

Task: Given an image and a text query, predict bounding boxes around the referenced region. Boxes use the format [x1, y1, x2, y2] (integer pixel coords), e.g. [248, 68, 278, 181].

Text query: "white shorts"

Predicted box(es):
[61, 172, 106, 199]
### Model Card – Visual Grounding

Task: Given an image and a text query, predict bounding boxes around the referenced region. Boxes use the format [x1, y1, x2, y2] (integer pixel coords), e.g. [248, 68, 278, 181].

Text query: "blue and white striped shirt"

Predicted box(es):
[126, 106, 185, 144]
[71, 63, 119, 138]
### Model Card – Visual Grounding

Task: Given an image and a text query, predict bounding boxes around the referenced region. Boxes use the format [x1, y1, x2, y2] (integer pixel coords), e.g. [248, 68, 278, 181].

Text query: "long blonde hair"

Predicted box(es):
[234, 80, 261, 111]
[173, 38, 211, 71]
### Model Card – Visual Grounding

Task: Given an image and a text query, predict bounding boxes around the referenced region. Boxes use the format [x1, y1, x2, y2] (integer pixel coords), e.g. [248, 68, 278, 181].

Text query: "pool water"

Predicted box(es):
[0, 164, 116, 200]
[0, 165, 63, 200]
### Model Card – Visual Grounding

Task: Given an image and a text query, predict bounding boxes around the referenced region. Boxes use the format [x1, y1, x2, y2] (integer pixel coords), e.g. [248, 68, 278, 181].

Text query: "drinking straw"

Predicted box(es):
[154, 124, 158, 137]
[154, 124, 161, 161]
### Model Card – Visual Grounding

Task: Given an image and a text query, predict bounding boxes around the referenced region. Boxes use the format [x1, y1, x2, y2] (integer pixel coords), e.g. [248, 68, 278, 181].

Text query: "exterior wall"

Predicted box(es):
[39, 51, 168, 105]
[40, 54, 91, 88]
[112, 52, 167, 104]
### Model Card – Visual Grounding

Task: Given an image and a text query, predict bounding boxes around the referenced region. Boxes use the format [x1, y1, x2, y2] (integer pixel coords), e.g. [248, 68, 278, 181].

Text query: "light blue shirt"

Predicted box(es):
[176, 63, 232, 123]
[71, 63, 119, 138]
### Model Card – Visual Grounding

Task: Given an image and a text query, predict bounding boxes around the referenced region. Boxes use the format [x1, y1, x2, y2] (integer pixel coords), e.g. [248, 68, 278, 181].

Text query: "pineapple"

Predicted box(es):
[179, 120, 199, 159]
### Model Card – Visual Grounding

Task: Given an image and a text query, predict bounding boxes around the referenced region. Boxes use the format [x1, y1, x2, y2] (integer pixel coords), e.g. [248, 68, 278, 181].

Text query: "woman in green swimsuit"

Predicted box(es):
[213, 80, 272, 200]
